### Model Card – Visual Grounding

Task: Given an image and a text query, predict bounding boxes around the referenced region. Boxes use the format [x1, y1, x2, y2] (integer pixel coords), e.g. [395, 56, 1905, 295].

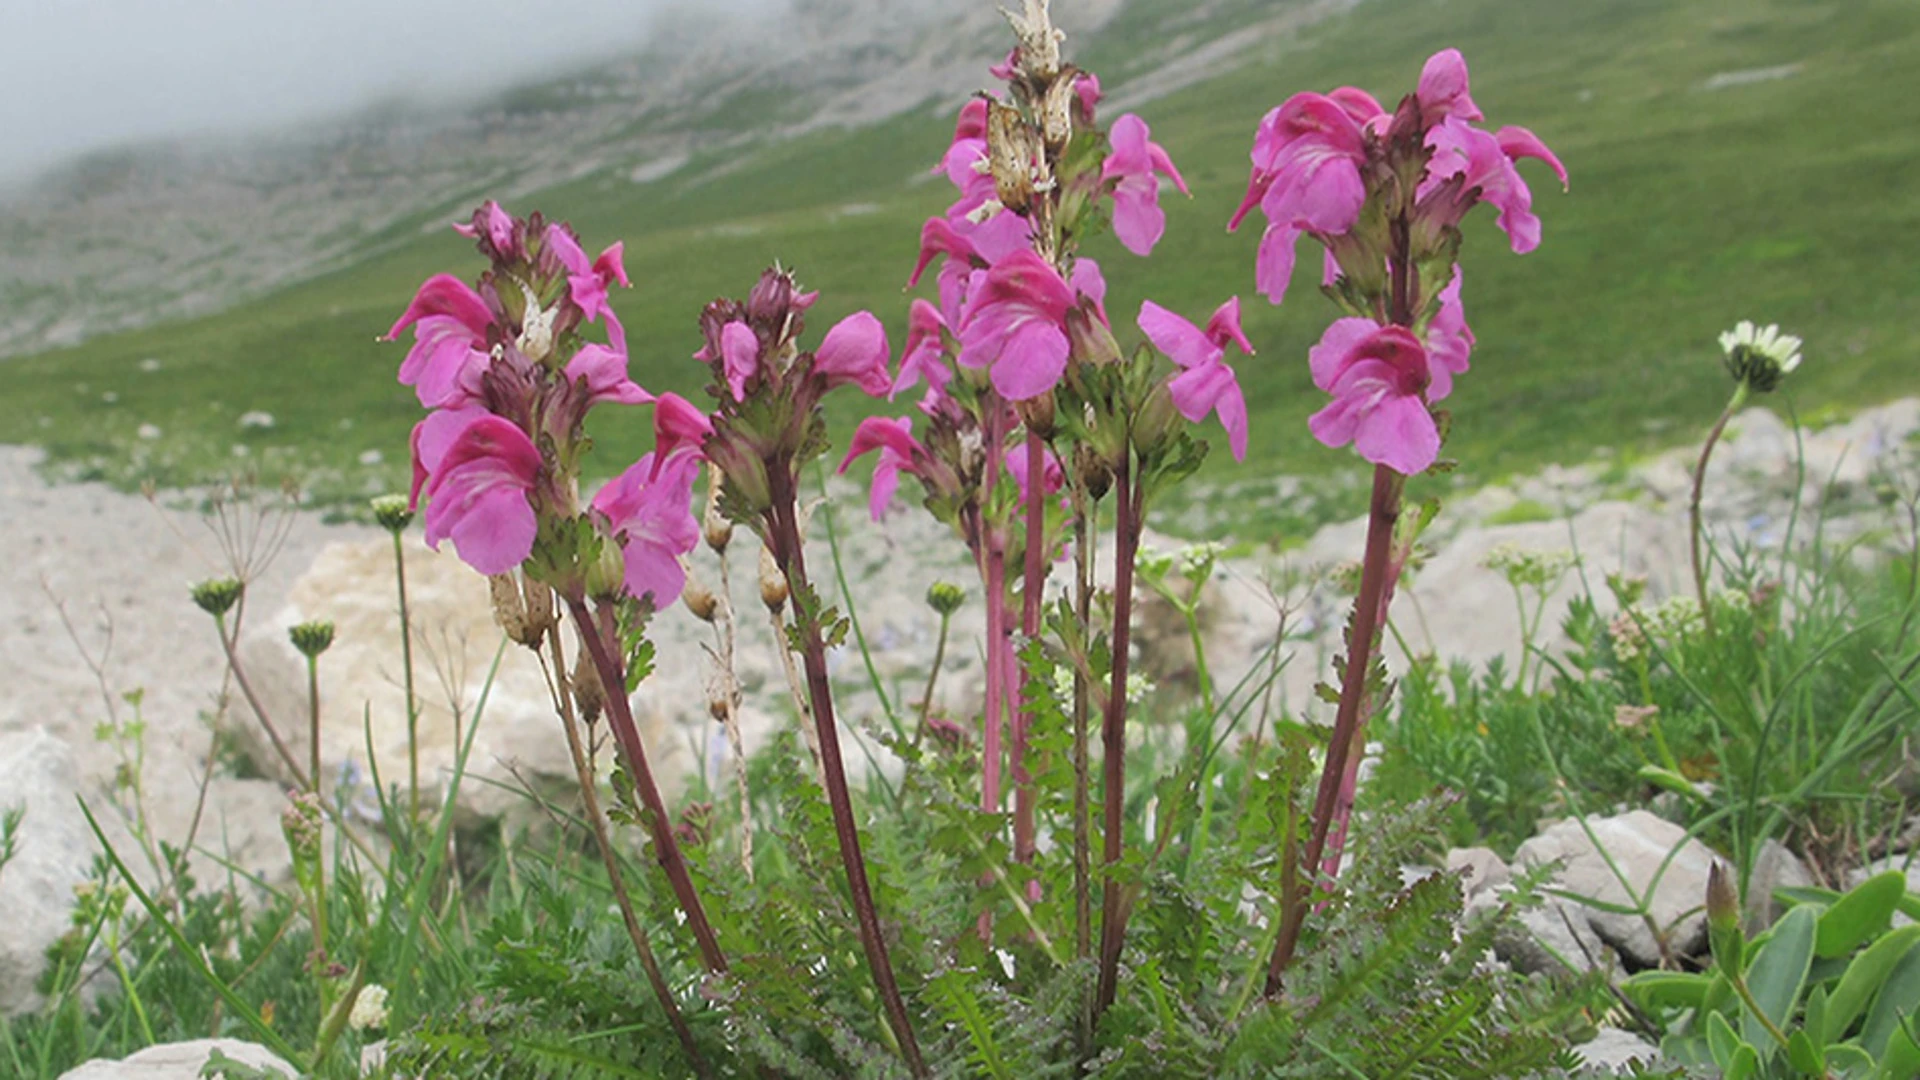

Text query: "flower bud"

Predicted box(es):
[1072, 443, 1111, 502]
[288, 620, 336, 659]
[987, 102, 1039, 213]
[570, 647, 605, 725]
[1706, 861, 1745, 979]
[190, 577, 244, 618]
[1017, 390, 1056, 440]
[369, 494, 414, 534]
[707, 685, 731, 723]
[489, 573, 533, 645]
[702, 478, 733, 553]
[926, 581, 966, 616]
[684, 575, 720, 623]
[1066, 302, 1122, 368]
[759, 547, 789, 613]
[583, 541, 629, 603]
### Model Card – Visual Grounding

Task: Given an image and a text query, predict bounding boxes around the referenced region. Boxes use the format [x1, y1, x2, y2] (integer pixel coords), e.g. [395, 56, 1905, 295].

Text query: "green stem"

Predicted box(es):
[103, 927, 155, 1047]
[1691, 384, 1748, 641]
[391, 531, 421, 825]
[915, 611, 953, 747]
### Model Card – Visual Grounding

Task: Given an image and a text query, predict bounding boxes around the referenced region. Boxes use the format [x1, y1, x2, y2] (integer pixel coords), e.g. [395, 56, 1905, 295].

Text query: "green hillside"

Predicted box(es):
[4, 0, 1917, 543]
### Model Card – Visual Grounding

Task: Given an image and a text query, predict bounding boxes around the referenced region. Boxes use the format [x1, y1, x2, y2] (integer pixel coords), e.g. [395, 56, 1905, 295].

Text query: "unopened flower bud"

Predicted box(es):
[1066, 304, 1122, 368]
[1072, 444, 1111, 501]
[281, 790, 324, 870]
[987, 102, 1039, 213]
[684, 575, 720, 623]
[1706, 861, 1744, 978]
[1017, 390, 1056, 439]
[927, 581, 966, 616]
[370, 494, 414, 534]
[288, 620, 335, 659]
[489, 573, 534, 645]
[708, 686, 731, 723]
[584, 541, 629, 603]
[1039, 71, 1077, 149]
[759, 547, 789, 612]
[190, 577, 244, 618]
[570, 647, 605, 725]
[703, 478, 733, 553]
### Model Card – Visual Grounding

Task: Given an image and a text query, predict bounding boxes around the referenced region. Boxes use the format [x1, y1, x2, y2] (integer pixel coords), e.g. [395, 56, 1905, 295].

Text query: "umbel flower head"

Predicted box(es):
[1718, 320, 1803, 393]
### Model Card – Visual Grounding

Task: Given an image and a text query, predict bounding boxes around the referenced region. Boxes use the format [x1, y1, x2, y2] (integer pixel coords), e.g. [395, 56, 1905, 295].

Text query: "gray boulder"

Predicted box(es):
[0, 727, 93, 1017]
[1513, 810, 1716, 968]
[56, 1038, 295, 1079]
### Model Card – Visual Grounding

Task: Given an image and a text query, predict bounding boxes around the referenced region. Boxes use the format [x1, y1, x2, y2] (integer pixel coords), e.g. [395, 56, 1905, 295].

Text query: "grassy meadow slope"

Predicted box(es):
[2, 0, 1915, 542]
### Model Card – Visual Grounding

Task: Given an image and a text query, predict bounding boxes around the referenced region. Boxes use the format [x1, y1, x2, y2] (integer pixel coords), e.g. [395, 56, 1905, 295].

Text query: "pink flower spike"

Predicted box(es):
[838, 415, 925, 521]
[592, 451, 701, 609]
[958, 250, 1077, 401]
[649, 393, 713, 476]
[1306, 323, 1439, 475]
[1417, 48, 1483, 123]
[1497, 126, 1569, 190]
[720, 321, 759, 401]
[815, 311, 893, 397]
[416, 412, 543, 575]
[893, 299, 954, 402]
[1425, 269, 1474, 402]
[1103, 114, 1185, 256]
[1139, 299, 1252, 461]
[565, 344, 653, 409]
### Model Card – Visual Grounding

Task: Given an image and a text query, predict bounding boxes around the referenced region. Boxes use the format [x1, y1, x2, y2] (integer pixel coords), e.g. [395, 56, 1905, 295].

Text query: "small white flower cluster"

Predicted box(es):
[1177, 542, 1226, 581]
[1481, 544, 1575, 590]
[349, 984, 390, 1032]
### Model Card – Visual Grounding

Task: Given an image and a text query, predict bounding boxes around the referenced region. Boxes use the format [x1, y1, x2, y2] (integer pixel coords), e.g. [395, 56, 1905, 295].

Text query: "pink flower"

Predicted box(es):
[1006, 439, 1065, 502]
[453, 200, 517, 258]
[388, 274, 495, 409]
[813, 311, 893, 397]
[1102, 114, 1189, 257]
[1138, 298, 1253, 461]
[1306, 323, 1439, 475]
[564, 344, 653, 409]
[1424, 270, 1474, 402]
[592, 451, 701, 609]
[1229, 93, 1369, 305]
[649, 393, 712, 474]
[838, 415, 926, 520]
[546, 225, 629, 327]
[1075, 73, 1102, 121]
[892, 299, 954, 403]
[410, 409, 543, 575]
[1421, 117, 1568, 254]
[719, 321, 760, 401]
[1416, 48, 1482, 123]
[957, 250, 1078, 401]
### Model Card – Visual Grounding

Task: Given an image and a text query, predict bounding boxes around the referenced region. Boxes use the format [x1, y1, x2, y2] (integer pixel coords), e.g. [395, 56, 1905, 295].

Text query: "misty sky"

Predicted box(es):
[2, 0, 768, 181]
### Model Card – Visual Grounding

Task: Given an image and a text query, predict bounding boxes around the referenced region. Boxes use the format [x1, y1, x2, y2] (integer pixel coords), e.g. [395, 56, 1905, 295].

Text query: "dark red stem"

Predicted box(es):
[564, 594, 728, 974]
[765, 470, 928, 1078]
[1014, 431, 1046, 871]
[1093, 456, 1142, 1020]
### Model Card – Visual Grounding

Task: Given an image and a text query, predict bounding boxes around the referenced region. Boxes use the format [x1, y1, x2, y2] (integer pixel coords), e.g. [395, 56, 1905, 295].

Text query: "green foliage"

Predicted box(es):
[1625, 872, 1920, 1077]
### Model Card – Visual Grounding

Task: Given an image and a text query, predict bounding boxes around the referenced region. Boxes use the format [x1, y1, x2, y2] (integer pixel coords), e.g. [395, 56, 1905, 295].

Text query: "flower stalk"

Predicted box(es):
[1094, 452, 1143, 1018]
[562, 593, 728, 974]
[763, 469, 928, 1078]
[1691, 383, 1748, 640]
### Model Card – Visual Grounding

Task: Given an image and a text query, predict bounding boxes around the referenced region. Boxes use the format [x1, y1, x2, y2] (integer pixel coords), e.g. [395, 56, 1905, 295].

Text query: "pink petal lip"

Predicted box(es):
[814, 310, 894, 397]
[720, 321, 760, 401]
[417, 412, 543, 575]
[387, 274, 492, 340]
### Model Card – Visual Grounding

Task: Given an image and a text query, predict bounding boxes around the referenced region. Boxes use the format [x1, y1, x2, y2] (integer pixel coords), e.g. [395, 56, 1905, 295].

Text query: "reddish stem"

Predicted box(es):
[1013, 431, 1046, 873]
[765, 471, 928, 1078]
[563, 594, 728, 974]
[1093, 457, 1142, 1020]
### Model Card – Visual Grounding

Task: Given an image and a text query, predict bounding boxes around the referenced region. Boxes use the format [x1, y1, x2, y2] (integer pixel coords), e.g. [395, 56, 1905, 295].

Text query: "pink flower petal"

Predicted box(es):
[721, 321, 759, 401]
[814, 311, 893, 397]
[565, 344, 653, 408]
[1417, 48, 1482, 122]
[1497, 125, 1569, 189]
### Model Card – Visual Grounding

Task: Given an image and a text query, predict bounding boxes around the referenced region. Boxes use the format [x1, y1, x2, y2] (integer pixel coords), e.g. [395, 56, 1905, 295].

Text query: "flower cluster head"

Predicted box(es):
[1719, 320, 1803, 393]
[389, 202, 700, 612]
[1232, 49, 1565, 475]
